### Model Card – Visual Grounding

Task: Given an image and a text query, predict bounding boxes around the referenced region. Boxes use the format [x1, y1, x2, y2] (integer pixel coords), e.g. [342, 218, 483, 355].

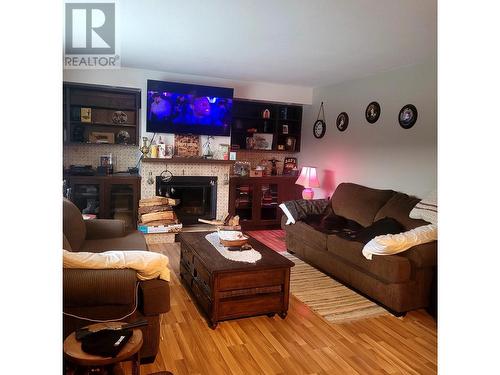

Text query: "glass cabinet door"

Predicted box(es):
[72, 184, 101, 218]
[235, 184, 253, 221]
[260, 184, 279, 220]
[110, 184, 135, 229]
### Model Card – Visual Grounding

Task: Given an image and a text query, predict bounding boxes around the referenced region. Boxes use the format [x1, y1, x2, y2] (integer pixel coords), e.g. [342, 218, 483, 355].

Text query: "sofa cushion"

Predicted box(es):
[331, 183, 395, 227]
[326, 234, 411, 283]
[288, 221, 328, 252]
[81, 230, 148, 253]
[339, 217, 405, 244]
[374, 192, 429, 231]
[63, 198, 87, 251]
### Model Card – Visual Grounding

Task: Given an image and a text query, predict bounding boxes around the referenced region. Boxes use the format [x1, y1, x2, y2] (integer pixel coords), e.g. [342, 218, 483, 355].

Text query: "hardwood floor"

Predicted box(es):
[137, 242, 437, 375]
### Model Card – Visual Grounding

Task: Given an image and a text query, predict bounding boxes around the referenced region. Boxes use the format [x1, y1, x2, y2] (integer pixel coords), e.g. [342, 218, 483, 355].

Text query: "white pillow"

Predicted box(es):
[409, 189, 437, 225]
[362, 224, 437, 260]
[279, 203, 295, 225]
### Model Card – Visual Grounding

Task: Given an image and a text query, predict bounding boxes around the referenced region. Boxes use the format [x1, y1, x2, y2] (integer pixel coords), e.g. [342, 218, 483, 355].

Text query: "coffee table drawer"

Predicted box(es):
[180, 244, 194, 271]
[192, 278, 211, 314]
[218, 269, 285, 290]
[193, 258, 211, 292]
[218, 293, 282, 318]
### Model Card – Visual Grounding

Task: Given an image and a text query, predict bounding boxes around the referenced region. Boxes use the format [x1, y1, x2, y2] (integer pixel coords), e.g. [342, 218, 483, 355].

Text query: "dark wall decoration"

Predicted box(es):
[365, 101, 381, 124]
[336, 112, 349, 132]
[398, 104, 418, 129]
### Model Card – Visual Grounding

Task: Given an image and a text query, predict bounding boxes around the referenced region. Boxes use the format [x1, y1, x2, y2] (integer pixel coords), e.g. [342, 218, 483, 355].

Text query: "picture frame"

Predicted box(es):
[365, 101, 381, 124]
[253, 133, 273, 150]
[174, 134, 200, 157]
[89, 131, 114, 144]
[336, 112, 349, 132]
[80, 107, 92, 123]
[398, 104, 418, 129]
[282, 157, 298, 176]
[282, 124, 289, 134]
[234, 161, 251, 176]
[284, 136, 296, 152]
[100, 154, 114, 174]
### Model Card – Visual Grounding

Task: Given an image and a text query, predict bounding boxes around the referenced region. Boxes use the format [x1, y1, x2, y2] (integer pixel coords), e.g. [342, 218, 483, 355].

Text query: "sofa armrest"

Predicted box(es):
[63, 268, 136, 308]
[85, 219, 126, 239]
[139, 279, 171, 316]
[402, 241, 437, 268]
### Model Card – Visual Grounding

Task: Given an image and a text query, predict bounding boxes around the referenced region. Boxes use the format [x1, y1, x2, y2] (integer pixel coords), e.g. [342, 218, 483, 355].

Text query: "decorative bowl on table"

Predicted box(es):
[218, 230, 249, 248]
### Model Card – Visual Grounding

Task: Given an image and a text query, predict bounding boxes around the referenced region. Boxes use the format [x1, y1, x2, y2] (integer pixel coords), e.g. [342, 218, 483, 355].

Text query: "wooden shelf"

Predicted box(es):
[70, 121, 137, 128]
[142, 157, 235, 165]
[233, 149, 299, 154]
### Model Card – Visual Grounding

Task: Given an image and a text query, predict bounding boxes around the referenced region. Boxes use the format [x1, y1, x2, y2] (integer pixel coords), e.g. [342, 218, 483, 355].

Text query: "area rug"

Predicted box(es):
[246, 230, 287, 253]
[282, 252, 390, 323]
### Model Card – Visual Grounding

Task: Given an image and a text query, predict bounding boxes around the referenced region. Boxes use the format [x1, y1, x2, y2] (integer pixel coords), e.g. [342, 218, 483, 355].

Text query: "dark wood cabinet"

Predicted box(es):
[229, 176, 302, 230]
[231, 99, 302, 153]
[67, 175, 141, 229]
[63, 82, 141, 146]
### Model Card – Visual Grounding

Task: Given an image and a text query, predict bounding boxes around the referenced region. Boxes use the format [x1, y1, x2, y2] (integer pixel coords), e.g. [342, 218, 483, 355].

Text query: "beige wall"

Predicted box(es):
[300, 61, 437, 199]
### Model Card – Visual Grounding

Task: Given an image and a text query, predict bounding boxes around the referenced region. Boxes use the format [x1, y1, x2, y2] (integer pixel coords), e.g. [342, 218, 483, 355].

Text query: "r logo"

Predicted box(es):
[65, 3, 115, 55]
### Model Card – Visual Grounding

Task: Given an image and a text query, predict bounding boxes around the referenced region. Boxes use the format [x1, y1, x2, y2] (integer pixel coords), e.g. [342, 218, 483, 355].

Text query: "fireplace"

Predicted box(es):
[155, 176, 217, 225]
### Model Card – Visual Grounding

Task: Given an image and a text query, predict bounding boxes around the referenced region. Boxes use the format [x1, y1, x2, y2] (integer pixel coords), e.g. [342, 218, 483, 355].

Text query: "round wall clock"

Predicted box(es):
[313, 119, 326, 138]
[365, 101, 381, 124]
[398, 104, 418, 129]
[336, 112, 349, 132]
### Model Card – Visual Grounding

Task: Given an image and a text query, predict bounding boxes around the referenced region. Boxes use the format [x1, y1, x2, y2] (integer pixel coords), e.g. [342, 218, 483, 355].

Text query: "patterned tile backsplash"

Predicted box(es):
[63, 144, 299, 221]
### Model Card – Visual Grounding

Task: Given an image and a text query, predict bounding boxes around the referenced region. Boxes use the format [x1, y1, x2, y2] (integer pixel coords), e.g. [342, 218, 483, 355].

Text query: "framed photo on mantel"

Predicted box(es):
[283, 157, 298, 176]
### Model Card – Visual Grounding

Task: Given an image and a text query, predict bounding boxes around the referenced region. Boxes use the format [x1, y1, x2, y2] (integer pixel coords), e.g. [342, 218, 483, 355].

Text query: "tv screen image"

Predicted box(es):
[146, 80, 234, 136]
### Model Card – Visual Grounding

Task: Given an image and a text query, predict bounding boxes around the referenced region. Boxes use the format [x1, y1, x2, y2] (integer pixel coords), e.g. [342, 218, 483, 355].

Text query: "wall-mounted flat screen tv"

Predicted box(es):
[146, 79, 233, 136]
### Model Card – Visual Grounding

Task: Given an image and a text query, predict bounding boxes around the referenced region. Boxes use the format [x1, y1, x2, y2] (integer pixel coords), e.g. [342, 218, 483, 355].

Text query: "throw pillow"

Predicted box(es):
[409, 189, 437, 225]
[339, 217, 404, 244]
[362, 224, 437, 260]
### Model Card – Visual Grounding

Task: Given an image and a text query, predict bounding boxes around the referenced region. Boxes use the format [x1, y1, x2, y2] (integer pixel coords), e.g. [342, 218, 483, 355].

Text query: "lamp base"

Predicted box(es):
[302, 188, 314, 200]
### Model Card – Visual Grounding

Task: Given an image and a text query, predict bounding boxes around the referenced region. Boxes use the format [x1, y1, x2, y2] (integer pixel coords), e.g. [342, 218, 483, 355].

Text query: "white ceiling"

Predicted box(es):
[120, 0, 436, 88]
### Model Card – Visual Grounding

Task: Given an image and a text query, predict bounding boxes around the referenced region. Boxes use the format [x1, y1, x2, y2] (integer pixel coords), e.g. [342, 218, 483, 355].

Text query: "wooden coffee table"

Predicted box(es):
[178, 231, 294, 329]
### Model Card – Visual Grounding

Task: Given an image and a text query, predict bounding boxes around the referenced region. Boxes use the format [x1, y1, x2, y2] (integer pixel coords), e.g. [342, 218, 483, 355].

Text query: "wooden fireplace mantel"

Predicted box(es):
[142, 157, 235, 165]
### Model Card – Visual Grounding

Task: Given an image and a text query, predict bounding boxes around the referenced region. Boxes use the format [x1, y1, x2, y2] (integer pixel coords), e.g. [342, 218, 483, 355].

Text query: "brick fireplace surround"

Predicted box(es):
[63, 144, 297, 221]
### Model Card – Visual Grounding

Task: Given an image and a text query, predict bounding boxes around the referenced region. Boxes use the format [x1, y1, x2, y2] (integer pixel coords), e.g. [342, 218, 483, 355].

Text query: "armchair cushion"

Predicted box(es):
[85, 219, 126, 239]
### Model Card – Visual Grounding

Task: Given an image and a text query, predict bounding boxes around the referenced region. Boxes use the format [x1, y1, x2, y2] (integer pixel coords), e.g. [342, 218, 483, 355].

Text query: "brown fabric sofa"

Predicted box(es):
[63, 198, 170, 363]
[282, 183, 437, 315]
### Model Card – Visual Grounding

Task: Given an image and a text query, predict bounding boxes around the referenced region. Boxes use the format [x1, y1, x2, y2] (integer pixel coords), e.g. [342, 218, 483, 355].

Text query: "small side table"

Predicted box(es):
[64, 322, 143, 375]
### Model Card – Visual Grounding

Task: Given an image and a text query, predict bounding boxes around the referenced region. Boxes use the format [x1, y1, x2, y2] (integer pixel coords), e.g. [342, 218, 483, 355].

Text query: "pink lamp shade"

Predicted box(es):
[295, 166, 320, 200]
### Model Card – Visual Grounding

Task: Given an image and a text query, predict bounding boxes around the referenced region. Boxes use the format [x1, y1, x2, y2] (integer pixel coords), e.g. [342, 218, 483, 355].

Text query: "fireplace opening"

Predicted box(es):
[155, 176, 217, 225]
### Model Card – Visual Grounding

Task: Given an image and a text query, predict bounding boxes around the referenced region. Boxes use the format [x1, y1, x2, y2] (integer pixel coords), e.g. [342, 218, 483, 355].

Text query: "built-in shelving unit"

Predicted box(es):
[63, 82, 141, 146]
[231, 99, 303, 153]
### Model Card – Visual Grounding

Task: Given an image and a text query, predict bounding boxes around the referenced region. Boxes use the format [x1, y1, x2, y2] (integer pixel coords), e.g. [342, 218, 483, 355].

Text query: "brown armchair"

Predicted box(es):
[63, 198, 170, 363]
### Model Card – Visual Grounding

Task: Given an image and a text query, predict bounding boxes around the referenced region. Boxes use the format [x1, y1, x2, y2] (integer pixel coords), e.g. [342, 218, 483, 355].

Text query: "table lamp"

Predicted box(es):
[295, 166, 320, 200]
